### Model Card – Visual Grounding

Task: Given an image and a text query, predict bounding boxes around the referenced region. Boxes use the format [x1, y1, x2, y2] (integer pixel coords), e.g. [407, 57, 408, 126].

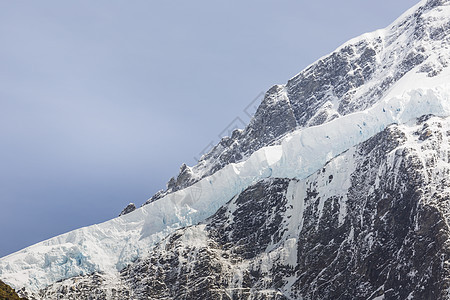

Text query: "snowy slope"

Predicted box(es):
[2, 0, 450, 292]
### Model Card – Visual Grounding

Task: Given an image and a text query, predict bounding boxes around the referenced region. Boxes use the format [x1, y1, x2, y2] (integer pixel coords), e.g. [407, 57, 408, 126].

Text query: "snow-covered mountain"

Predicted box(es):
[34, 115, 450, 299]
[3, 0, 450, 298]
[145, 0, 450, 204]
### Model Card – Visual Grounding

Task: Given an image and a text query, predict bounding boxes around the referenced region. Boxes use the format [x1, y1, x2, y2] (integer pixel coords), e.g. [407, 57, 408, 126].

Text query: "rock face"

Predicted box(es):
[34, 116, 450, 299]
[119, 203, 136, 216]
[144, 0, 450, 205]
[0, 279, 24, 300]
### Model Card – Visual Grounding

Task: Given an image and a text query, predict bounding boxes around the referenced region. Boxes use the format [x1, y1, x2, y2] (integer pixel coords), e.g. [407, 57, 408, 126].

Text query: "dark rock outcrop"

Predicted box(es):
[0, 279, 25, 300]
[119, 203, 136, 216]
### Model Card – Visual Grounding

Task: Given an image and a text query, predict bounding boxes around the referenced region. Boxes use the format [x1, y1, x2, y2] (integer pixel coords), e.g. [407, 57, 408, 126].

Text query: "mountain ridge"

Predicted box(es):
[145, 0, 449, 206]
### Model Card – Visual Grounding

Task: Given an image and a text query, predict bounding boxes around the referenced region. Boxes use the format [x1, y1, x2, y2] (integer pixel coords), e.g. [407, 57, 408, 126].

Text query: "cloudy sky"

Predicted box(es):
[0, 0, 419, 257]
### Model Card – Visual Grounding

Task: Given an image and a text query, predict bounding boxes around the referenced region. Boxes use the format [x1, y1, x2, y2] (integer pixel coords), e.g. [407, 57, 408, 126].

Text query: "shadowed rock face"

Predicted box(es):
[144, 0, 450, 206]
[119, 203, 136, 216]
[0, 279, 24, 300]
[36, 116, 450, 299]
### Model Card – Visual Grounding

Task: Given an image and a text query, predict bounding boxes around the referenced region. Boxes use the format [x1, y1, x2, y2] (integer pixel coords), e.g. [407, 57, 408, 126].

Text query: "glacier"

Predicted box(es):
[2, 0, 450, 292]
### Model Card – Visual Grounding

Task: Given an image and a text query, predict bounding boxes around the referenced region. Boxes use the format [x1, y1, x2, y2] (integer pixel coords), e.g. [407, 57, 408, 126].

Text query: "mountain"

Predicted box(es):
[33, 115, 450, 299]
[2, 0, 450, 299]
[143, 0, 450, 205]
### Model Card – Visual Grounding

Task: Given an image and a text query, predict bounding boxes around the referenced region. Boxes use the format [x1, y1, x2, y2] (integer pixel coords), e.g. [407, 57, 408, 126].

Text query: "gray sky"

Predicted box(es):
[0, 0, 418, 257]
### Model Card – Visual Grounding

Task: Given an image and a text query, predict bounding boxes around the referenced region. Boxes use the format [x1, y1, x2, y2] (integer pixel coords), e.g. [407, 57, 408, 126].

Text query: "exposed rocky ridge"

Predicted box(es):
[144, 0, 450, 205]
[32, 115, 450, 299]
[0, 279, 25, 300]
[119, 203, 136, 216]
